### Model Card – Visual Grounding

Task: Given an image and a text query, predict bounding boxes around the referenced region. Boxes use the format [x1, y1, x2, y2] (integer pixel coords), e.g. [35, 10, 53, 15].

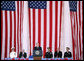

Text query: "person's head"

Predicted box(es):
[57, 48, 60, 52]
[47, 47, 50, 52]
[36, 43, 39, 47]
[23, 49, 25, 52]
[66, 47, 70, 52]
[11, 47, 15, 52]
[20, 49, 22, 52]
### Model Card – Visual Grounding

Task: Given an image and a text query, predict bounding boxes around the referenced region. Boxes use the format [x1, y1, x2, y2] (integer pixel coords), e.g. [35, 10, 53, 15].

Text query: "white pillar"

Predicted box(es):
[22, 1, 30, 57]
[60, 1, 73, 58]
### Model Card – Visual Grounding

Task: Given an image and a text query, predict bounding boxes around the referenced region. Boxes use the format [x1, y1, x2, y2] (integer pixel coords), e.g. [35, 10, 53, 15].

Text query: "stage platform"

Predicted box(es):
[2, 58, 73, 60]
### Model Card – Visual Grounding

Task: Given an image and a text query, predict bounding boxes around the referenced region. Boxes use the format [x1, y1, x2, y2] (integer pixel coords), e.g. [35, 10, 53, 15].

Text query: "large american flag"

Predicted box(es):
[28, 1, 63, 58]
[1, 1, 24, 59]
[1, 1, 83, 60]
[69, 1, 83, 60]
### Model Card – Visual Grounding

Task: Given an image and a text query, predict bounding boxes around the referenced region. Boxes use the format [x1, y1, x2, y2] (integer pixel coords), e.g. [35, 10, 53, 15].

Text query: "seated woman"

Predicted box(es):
[64, 47, 72, 58]
[45, 47, 53, 58]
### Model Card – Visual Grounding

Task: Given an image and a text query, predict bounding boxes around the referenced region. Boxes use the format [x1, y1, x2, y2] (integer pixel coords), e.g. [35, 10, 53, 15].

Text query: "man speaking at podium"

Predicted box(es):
[34, 43, 42, 50]
[33, 43, 42, 60]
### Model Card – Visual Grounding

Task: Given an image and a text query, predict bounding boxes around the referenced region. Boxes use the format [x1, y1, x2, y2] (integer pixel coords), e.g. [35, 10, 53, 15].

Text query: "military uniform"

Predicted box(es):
[64, 51, 72, 58]
[54, 51, 62, 58]
[10, 51, 17, 58]
[45, 52, 53, 58]
[19, 52, 27, 58]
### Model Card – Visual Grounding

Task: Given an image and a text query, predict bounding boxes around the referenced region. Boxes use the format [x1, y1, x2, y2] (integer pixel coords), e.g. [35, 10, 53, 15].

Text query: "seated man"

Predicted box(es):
[64, 47, 72, 58]
[34, 43, 42, 50]
[54, 48, 62, 58]
[45, 47, 53, 58]
[10, 47, 17, 58]
[19, 50, 27, 58]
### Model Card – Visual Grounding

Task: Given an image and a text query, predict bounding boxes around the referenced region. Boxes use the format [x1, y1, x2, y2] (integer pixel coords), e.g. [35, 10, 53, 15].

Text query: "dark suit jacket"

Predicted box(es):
[64, 51, 72, 58]
[19, 52, 27, 58]
[54, 51, 62, 58]
[45, 52, 53, 58]
[34, 46, 42, 50]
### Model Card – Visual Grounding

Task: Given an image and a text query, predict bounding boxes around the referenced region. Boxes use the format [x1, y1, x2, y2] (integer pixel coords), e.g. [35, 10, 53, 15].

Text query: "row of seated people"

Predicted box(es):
[45, 47, 72, 58]
[10, 43, 72, 58]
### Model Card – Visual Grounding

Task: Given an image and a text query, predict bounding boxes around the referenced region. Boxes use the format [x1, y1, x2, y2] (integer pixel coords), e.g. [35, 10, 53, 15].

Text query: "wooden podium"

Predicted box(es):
[33, 50, 42, 60]
[33, 56, 42, 60]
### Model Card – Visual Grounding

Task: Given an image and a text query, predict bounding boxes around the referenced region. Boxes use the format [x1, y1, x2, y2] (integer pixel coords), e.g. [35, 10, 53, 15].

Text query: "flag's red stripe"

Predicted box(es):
[79, 1, 81, 58]
[82, 1, 83, 45]
[43, 9, 47, 58]
[38, 9, 41, 47]
[14, 11, 16, 52]
[59, 1, 62, 50]
[55, 1, 58, 51]
[5, 11, 8, 58]
[81, 2, 83, 58]
[29, 8, 31, 55]
[10, 11, 12, 55]
[33, 9, 35, 49]
[20, 1, 22, 51]
[49, 1, 52, 51]
[75, 12, 77, 59]
[17, 1, 19, 57]
[1, 11, 3, 59]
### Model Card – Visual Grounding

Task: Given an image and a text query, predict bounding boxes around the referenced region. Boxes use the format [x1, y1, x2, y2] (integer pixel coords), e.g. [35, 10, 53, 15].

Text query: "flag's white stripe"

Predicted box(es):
[73, 12, 77, 59]
[72, 13, 75, 42]
[15, 1, 18, 53]
[41, 9, 44, 58]
[7, 11, 10, 58]
[41, 9, 44, 50]
[12, 11, 14, 48]
[35, 9, 38, 46]
[19, 1, 20, 52]
[52, 1, 55, 58]
[74, 13, 76, 43]
[21, 1, 23, 51]
[30, 9, 33, 55]
[2, 11, 5, 59]
[46, 1, 50, 51]
[72, 12, 76, 59]
[57, 1, 61, 48]
[72, 13, 75, 27]
[73, 12, 78, 59]
[77, 2, 80, 58]
[74, 12, 78, 58]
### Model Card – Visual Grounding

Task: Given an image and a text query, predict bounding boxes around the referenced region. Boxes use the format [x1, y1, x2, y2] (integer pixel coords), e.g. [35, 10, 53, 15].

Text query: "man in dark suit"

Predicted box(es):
[45, 47, 53, 58]
[54, 48, 62, 58]
[64, 47, 72, 58]
[19, 50, 27, 58]
[34, 43, 42, 50]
